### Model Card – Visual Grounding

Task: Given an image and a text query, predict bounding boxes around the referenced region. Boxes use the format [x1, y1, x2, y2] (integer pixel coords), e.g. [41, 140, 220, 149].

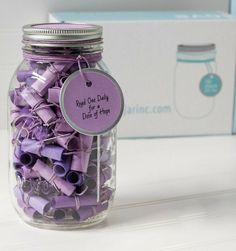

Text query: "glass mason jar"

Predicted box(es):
[8, 23, 123, 229]
[174, 44, 220, 119]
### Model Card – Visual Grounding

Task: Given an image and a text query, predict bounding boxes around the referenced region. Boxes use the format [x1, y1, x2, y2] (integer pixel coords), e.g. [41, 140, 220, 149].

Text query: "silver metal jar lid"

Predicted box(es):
[178, 44, 216, 53]
[23, 23, 102, 42]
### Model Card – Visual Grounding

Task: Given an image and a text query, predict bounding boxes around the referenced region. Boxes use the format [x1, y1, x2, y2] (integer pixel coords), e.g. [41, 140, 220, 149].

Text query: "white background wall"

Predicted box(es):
[0, 0, 229, 129]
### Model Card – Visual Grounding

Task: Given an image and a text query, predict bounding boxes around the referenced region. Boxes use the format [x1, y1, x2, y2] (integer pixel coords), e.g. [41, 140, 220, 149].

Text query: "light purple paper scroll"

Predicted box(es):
[31, 62, 73, 96]
[21, 138, 64, 161]
[51, 194, 98, 209]
[71, 135, 93, 173]
[32, 159, 75, 196]
[14, 186, 51, 215]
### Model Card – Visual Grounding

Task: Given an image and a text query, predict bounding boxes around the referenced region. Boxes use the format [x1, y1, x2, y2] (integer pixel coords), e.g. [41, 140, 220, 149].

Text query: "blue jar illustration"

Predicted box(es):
[174, 44, 222, 119]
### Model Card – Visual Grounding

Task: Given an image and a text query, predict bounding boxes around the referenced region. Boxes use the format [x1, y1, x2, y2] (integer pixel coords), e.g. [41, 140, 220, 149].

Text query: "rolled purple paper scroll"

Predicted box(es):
[20, 152, 37, 168]
[53, 208, 66, 221]
[54, 118, 74, 133]
[53, 156, 71, 177]
[101, 187, 113, 202]
[32, 159, 75, 196]
[85, 166, 112, 190]
[47, 87, 60, 103]
[22, 180, 34, 193]
[75, 202, 108, 222]
[71, 135, 93, 173]
[86, 163, 97, 177]
[26, 77, 36, 85]
[21, 87, 44, 108]
[10, 104, 20, 124]
[100, 167, 112, 185]
[24, 207, 43, 220]
[14, 144, 23, 159]
[39, 180, 56, 196]
[21, 138, 64, 161]
[100, 150, 111, 163]
[21, 87, 56, 124]
[34, 102, 57, 124]
[51, 194, 99, 209]
[14, 186, 50, 215]
[41, 144, 65, 161]
[31, 126, 49, 141]
[31, 62, 73, 96]
[56, 134, 79, 151]
[17, 70, 32, 82]
[23, 194, 51, 215]
[66, 171, 84, 186]
[21, 166, 39, 179]
[9, 88, 28, 107]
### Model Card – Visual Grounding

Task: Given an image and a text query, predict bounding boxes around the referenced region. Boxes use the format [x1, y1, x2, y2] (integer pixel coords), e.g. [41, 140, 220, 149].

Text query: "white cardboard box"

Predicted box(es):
[50, 11, 236, 138]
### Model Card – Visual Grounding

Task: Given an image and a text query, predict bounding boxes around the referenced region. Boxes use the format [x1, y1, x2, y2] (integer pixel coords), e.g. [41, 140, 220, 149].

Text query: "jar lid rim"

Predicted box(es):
[23, 23, 103, 42]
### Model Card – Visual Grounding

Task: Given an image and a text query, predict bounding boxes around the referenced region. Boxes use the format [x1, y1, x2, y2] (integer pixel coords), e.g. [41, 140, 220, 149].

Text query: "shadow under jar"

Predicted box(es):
[8, 23, 122, 230]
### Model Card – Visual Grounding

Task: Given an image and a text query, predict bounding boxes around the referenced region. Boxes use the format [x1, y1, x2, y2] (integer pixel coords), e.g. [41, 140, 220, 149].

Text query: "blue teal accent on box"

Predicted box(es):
[200, 74, 222, 97]
[230, 0, 236, 15]
[51, 11, 234, 22]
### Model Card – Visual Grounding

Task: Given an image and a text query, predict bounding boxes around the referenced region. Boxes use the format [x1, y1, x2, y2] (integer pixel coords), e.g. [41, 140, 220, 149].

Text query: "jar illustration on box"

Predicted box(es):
[174, 44, 222, 119]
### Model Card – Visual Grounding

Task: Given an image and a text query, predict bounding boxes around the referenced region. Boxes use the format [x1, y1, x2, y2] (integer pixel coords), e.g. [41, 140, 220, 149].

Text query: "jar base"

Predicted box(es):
[17, 209, 109, 230]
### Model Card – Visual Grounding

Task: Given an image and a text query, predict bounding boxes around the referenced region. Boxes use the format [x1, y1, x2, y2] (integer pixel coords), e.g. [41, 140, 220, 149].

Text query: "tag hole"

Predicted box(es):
[86, 81, 92, 87]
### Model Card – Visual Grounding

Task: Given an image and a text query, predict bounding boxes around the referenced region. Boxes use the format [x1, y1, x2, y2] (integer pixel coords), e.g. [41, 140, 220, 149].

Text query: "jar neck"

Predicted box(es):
[22, 40, 103, 64]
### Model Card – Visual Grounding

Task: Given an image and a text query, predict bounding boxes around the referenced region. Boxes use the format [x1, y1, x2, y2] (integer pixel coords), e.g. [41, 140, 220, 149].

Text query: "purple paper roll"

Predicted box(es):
[14, 186, 50, 215]
[76, 202, 108, 222]
[10, 104, 20, 124]
[24, 207, 43, 220]
[21, 87, 44, 108]
[101, 187, 113, 201]
[100, 167, 112, 185]
[21, 180, 34, 193]
[21, 139, 41, 155]
[47, 87, 60, 103]
[54, 118, 74, 133]
[21, 166, 39, 179]
[20, 152, 37, 167]
[39, 180, 56, 196]
[70, 135, 93, 173]
[31, 126, 49, 141]
[24, 194, 51, 215]
[53, 208, 66, 221]
[17, 70, 32, 82]
[31, 62, 73, 96]
[51, 194, 98, 209]
[14, 144, 23, 159]
[41, 145, 65, 161]
[9, 88, 28, 107]
[85, 166, 112, 190]
[21, 138, 64, 161]
[66, 171, 84, 186]
[80, 135, 93, 173]
[32, 159, 75, 196]
[86, 163, 97, 177]
[71, 153, 83, 172]
[34, 102, 57, 124]
[56, 134, 79, 151]
[53, 157, 71, 177]
[100, 150, 111, 163]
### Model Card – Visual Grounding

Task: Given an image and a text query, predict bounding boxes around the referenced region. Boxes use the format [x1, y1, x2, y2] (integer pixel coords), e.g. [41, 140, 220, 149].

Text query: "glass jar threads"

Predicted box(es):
[8, 23, 123, 229]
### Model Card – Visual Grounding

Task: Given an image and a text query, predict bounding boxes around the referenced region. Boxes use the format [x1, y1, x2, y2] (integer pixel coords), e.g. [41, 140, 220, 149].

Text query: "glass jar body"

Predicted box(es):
[8, 58, 116, 230]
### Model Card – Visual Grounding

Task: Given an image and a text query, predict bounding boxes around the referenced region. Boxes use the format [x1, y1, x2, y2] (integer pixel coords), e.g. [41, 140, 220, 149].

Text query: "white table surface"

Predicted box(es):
[2, 130, 236, 251]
